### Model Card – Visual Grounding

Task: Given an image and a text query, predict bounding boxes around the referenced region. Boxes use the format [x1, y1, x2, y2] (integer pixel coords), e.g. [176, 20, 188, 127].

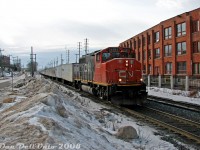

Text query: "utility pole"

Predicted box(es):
[17, 56, 19, 70]
[18, 58, 21, 71]
[84, 38, 89, 55]
[65, 46, 68, 64]
[0, 48, 4, 77]
[30, 47, 34, 77]
[34, 54, 36, 72]
[56, 57, 58, 66]
[68, 50, 69, 63]
[66, 49, 69, 64]
[75, 54, 79, 63]
[78, 42, 81, 62]
[30, 47, 36, 77]
[8, 55, 12, 73]
[61, 54, 63, 65]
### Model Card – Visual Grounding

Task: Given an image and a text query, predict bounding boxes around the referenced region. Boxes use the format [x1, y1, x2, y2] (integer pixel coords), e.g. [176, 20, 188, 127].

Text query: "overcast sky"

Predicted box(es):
[0, 0, 199, 68]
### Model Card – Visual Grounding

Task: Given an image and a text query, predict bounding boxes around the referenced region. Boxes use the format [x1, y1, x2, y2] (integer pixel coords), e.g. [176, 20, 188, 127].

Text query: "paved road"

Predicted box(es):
[0, 81, 10, 89]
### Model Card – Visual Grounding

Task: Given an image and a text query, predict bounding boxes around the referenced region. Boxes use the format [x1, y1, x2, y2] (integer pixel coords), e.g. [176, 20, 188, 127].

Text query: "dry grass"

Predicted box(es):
[3, 98, 15, 103]
[189, 90, 198, 97]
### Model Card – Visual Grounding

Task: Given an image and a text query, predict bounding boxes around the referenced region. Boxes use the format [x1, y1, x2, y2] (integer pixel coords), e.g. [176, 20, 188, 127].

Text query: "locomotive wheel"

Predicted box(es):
[98, 88, 104, 99]
[78, 83, 82, 91]
[98, 87, 108, 100]
[74, 82, 79, 89]
[75, 82, 82, 91]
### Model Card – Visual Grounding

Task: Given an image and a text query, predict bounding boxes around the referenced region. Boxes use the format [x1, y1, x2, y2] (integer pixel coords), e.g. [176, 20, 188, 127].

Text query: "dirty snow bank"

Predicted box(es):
[148, 87, 200, 106]
[0, 76, 184, 150]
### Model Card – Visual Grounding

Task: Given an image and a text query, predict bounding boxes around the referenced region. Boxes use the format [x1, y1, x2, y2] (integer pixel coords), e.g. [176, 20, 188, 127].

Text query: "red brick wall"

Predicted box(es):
[119, 8, 200, 76]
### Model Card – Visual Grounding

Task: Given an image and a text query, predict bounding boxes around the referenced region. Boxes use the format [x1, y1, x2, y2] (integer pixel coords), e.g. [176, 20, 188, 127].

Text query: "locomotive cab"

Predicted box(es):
[93, 47, 147, 105]
[94, 47, 142, 84]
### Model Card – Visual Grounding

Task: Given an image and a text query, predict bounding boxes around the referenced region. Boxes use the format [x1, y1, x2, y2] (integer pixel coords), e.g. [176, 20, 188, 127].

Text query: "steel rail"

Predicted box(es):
[147, 95, 200, 113]
[145, 107, 200, 128]
[119, 106, 200, 144]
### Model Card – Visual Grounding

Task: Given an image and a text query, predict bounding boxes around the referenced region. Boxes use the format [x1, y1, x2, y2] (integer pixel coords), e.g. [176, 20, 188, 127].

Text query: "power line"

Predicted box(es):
[30, 47, 37, 77]
[77, 42, 81, 62]
[30, 47, 34, 77]
[84, 38, 89, 55]
[65, 46, 70, 64]
[0, 48, 5, 77]
[68, 50, 69, 63]
[61, 54, 63, 65]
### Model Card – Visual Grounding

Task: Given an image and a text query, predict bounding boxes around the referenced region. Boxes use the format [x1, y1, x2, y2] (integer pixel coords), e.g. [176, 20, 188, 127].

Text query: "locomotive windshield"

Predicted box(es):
[102, 52, 110, 61]
[98, 47, 135, 63]
[112, 52, 120, 58]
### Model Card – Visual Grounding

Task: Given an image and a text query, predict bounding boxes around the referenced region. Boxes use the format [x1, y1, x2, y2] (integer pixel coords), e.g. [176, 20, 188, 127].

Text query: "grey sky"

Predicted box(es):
[0, 0, 199, 68]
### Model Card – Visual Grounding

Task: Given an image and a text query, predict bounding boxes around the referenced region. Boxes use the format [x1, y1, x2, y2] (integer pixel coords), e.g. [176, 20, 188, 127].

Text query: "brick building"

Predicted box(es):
[119, 8, 200, 76]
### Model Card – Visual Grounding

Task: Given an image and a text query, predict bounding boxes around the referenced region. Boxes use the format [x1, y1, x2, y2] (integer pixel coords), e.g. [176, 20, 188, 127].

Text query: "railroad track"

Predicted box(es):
[147, 95, 200, 113]
[119, 106, 200, 145]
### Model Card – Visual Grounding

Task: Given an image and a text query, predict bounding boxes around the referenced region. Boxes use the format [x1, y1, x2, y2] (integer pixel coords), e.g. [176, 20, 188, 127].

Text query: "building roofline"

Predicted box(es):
[120, 7, 200, 44]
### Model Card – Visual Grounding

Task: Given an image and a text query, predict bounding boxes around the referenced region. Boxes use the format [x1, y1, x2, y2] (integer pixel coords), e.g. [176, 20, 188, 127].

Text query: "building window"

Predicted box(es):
[155, 48, 160, 58]
[154, 31, 159, 43]
[143, 51, 146, 60]
[147, 34, 151, 45]
[177, 42, 186, 55]
[165, 62, 172, 74]
[142, 36, 146, 46]
[164, 27, 172, 39]
[177, 22, 186, 37]
[134, 40, 136, 49]
[193, 63, 200, 74]
[192, 41, 200, 53]
[130, 41, 132, 48]
[143, 65, 146, 74]
[155, 66, 160, 75]
[148, 50, 151, 60]
[192, 20, 199, 33]
[138, 39, 141, 48]
[164, 45, 172, 56]
[177, 62, 186, 74]
[127, 42, 129, 48]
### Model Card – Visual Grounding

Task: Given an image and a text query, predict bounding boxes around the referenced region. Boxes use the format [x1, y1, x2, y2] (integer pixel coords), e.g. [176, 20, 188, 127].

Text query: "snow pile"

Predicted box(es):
[0, 76, 180, 149]
[148, 87, 200, 106]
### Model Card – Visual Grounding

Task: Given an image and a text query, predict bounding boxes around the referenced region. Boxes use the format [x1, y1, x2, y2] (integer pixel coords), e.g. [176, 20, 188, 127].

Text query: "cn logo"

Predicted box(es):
[128, 71, 134, 77]
[119, 70, 134, 77]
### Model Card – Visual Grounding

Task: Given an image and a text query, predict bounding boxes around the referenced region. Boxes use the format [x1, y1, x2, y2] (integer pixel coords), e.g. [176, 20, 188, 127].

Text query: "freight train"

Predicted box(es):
[40, 47, 147, 105]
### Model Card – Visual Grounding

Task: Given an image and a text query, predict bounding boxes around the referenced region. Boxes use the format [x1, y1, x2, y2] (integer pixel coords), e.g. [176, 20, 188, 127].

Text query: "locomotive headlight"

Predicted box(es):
[119, 78, 122, 82]
[140, 78, 143, 82]
[126, 60, 128, 66]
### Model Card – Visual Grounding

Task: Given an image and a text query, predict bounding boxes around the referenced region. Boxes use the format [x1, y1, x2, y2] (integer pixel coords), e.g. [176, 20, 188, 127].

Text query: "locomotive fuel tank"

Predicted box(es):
[81, 85, 97, 96]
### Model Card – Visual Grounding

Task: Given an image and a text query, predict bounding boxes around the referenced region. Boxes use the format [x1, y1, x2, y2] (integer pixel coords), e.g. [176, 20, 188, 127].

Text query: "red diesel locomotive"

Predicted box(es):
[74, 47, 147, 105]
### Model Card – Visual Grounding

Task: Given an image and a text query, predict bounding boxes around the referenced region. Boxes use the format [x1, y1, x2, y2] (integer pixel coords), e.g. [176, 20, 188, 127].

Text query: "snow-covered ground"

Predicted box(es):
[0, 73, 25, 84]
[148, 87, 200, 106]
[0, 75, 196, 150]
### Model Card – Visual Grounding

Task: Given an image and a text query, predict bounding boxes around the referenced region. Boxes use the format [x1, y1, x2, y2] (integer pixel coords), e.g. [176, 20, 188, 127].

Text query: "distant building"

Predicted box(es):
[119, 8, 200, 76]
[0, 55, 10, 67]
